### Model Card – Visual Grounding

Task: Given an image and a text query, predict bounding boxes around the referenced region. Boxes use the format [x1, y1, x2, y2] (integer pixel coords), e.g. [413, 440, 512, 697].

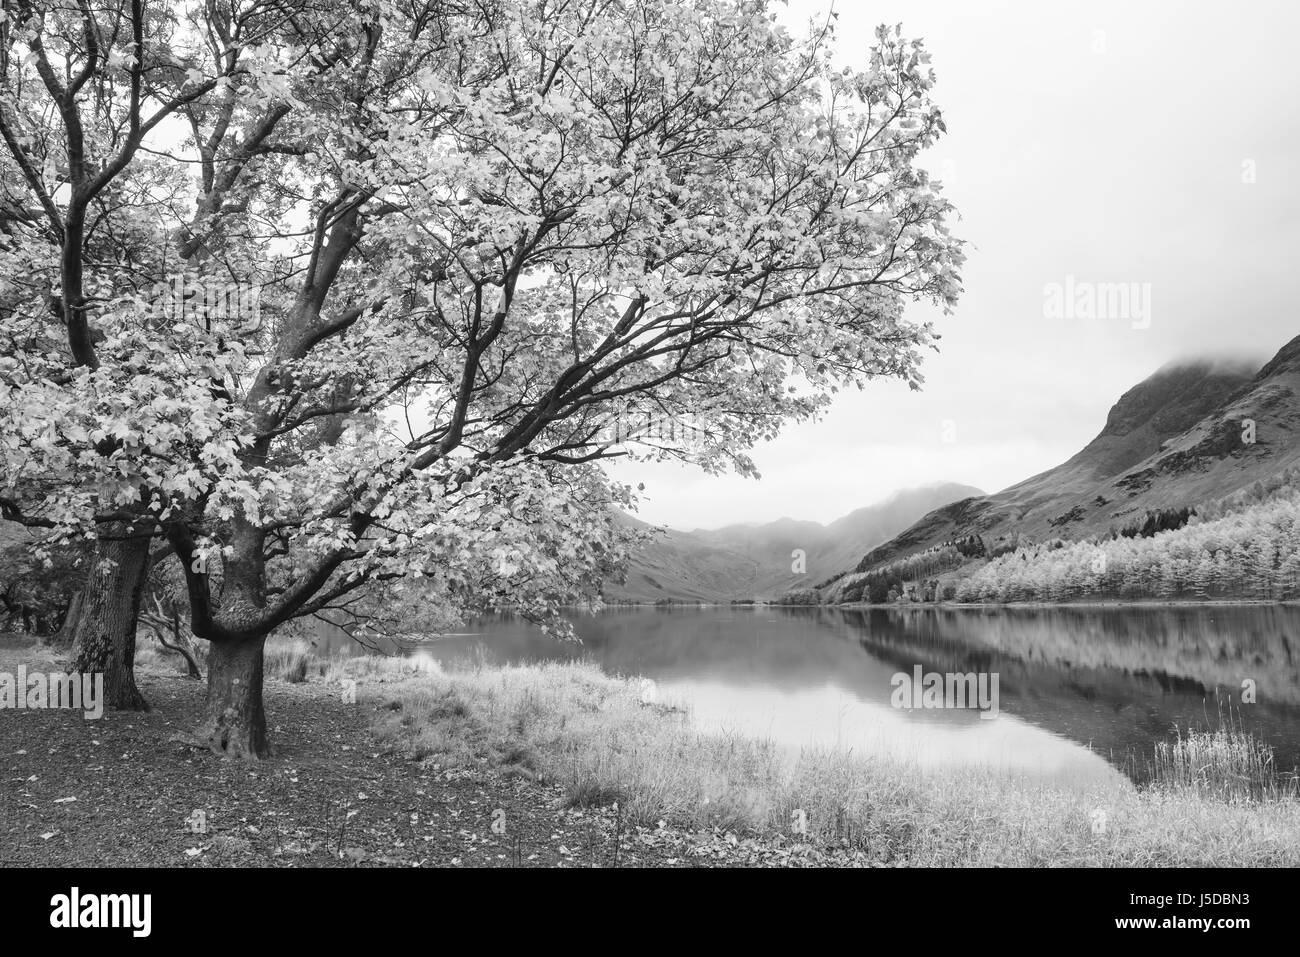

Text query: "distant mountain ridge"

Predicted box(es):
[607, 482, 984, 602]
[835, 335, 1300, 588]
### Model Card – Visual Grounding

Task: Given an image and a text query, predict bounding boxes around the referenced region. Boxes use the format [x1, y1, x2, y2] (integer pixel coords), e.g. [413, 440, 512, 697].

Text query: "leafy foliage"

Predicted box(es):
[0, 0, 962, 647]
[0, 538, 86, 634]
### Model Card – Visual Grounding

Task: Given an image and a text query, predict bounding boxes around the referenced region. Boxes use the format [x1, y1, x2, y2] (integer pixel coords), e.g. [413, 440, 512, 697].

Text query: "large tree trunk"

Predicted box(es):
[193, 634, 269, 759]
[69, 524, 151, 711]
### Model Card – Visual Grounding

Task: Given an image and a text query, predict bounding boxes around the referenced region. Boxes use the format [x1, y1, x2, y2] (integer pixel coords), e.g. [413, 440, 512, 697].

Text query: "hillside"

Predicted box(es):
[836, 335, 1300, 591]
[606, 483, 984, 603]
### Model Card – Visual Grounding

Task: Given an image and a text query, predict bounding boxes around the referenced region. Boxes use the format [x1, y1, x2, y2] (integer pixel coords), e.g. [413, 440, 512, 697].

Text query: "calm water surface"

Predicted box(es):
[313, 605, 1300, 787]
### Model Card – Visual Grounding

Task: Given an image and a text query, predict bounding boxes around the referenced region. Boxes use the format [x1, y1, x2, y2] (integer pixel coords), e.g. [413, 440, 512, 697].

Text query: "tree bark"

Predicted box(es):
[45, 589, 84, 648]
[193, 634, 269, 758]
[69, 524, 151, 711]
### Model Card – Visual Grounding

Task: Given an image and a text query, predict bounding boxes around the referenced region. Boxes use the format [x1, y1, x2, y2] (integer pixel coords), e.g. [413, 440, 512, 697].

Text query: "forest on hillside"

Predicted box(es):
[800, 470, 1300, 606]
[954, 488, 1300, 602]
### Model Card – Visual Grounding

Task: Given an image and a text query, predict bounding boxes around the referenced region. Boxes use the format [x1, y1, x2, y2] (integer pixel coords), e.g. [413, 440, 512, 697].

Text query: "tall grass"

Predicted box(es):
[136, 633, 316, 682]
[1122, 702, 1299, 802]
[262, 637, 311, 683]
[1148, 727, 1296, 802]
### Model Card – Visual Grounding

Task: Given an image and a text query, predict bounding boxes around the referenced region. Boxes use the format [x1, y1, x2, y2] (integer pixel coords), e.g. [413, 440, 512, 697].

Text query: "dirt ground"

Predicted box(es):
[0, 635, 837, 868]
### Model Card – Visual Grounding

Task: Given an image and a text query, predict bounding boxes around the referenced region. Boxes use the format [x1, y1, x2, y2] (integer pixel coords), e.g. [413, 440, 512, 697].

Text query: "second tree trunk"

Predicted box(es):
[194, 634, 270, 758]
[69, 523, 151, 711]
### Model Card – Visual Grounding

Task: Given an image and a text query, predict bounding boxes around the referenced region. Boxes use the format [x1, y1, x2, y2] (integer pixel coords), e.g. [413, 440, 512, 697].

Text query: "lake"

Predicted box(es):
[312, 604, 1300, 787]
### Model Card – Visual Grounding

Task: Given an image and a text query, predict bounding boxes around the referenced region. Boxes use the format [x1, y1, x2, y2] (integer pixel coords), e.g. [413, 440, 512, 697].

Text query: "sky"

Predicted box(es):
[609, 0, 1300, 531]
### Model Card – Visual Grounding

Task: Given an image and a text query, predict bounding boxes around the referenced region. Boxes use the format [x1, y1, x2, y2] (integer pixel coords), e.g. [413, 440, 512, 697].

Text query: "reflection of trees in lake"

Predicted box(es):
[833, 605, 1300, 774]
[844, 605, 1300, 706]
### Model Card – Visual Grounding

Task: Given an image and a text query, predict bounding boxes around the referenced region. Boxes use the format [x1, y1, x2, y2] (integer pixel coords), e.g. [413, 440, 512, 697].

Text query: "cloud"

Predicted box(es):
[612, 0, 1300, 530]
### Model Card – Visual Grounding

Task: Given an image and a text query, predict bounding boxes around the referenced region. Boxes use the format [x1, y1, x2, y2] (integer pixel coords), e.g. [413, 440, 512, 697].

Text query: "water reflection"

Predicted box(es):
[309, 604, 1300, 785]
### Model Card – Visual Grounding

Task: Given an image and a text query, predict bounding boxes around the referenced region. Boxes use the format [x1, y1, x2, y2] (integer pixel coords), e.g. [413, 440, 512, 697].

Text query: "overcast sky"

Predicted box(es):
[609, 0, 1300, 531]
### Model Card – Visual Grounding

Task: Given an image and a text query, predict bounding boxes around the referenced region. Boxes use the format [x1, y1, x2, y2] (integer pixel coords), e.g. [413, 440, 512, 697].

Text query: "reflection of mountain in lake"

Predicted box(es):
[318, 605, 1300, 782]
[826, 605, 1300, 774]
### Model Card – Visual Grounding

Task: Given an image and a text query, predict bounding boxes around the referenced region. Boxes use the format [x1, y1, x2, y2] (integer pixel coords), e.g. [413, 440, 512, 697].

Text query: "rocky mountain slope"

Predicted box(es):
[840, 335, 1300, 582]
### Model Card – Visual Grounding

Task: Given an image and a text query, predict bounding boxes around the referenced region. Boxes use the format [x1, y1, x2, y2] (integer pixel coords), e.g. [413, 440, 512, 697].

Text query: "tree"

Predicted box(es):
[1190, 552, 1214, 599]
[0, 0, 314, 707]
[0, 0, 963, 756]
[0, 527, 87, 635]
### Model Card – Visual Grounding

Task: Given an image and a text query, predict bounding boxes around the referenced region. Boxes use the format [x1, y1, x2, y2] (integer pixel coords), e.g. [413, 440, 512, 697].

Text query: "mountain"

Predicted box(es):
[606, 482, 984, 602]
[836, 335, 1300, 589]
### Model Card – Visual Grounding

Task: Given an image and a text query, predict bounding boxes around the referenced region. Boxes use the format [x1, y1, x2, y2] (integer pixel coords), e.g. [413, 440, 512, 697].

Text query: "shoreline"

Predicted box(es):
[602, 598, 1299, 610]
[837, 598, 1299, 610]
